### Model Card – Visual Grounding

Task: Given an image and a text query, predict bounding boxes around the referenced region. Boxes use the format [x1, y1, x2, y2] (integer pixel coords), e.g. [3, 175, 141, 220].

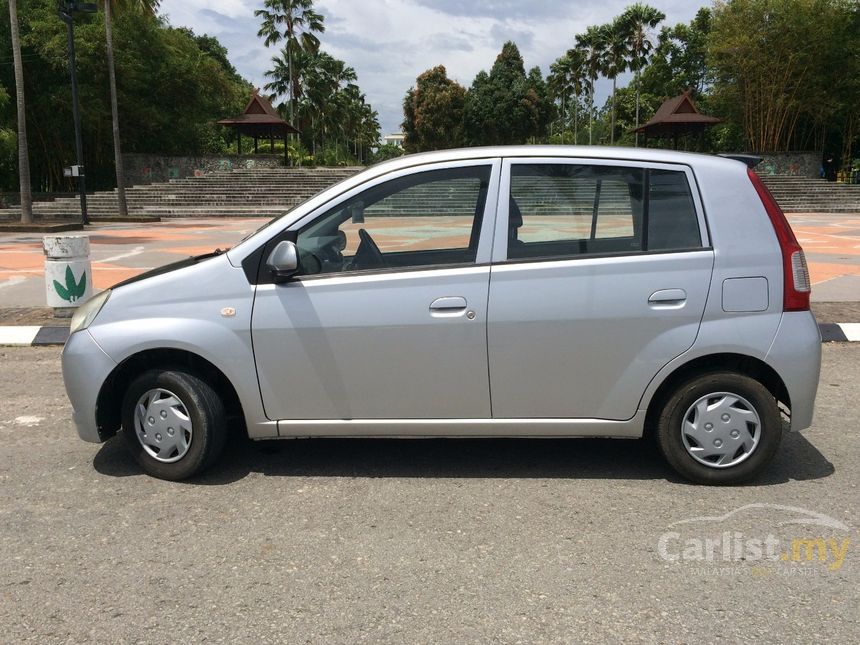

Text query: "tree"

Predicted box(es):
[1, 3, 250, 191]
[600, 19, 629, 145]
[619, 3, 665, 146]
[575, 26, 606, 145]
[708, 0, 858, 155]
[267, 47, 379, 162]
[102, 0, 159, 218]
[255, 0, 324, 127]
[463, 41, 551, 146]
[401, 65, 466, 152]
[7, 0, 31, 223]
[547, 54, 573, 142]
[641, 8, 712, 100]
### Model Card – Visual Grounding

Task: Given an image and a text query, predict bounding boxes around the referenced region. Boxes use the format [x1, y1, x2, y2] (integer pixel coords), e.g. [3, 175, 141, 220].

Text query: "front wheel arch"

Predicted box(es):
[96, 348, 245, 441]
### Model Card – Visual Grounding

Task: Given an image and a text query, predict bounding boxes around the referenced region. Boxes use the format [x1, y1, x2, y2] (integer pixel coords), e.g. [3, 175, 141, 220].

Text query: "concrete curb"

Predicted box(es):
[1, 324, 859, 347]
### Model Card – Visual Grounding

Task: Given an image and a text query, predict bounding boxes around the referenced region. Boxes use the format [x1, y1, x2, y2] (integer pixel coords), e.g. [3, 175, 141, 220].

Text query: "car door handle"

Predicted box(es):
[649, 289, 687, 307]
[429, 296, 468, 317]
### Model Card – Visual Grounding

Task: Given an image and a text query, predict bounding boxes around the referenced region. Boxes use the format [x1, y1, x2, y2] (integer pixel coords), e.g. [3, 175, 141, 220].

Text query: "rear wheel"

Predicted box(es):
[121, 369, 227, 481]
[656, 371, 782, 485]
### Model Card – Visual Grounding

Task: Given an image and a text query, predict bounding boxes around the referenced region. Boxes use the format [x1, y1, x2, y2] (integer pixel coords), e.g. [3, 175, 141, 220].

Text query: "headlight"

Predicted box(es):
[70, 289, 111, 334]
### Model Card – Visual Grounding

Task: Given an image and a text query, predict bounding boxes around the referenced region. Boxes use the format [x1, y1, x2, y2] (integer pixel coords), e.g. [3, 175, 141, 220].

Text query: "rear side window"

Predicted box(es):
[507, 164, 701, 261]
[648, 169, 701, 251]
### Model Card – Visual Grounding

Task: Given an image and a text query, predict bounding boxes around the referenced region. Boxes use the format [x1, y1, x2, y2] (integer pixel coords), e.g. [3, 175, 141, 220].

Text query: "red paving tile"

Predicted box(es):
[90, 264, 146, 289]
[165, 246, 230, 256]
[806, 262, 860, 286]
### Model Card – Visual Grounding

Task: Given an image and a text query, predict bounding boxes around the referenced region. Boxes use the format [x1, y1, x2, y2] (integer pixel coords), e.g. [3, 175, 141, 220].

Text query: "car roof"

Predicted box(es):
[369, 145, 746, 174]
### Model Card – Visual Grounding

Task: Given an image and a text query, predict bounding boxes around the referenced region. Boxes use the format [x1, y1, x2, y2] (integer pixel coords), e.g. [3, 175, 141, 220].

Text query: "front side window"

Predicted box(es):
[295, 166, 491, 276]
[507, 163, 701, 261]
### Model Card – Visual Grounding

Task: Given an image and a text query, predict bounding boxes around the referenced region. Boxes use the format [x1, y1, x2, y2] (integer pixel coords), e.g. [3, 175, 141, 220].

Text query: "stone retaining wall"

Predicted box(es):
[751, 152, 820, 178]
[122, 154, 284, 186]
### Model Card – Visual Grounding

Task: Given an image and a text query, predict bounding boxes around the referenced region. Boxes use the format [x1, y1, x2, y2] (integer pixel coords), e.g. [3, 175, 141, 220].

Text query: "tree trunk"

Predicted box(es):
[588, 82, 594, 145]
[634, 62, 641, 147]
[573, 93, 578, 145]
[287, 43, 295, 166]
[610, 76, 617, 145]
[9, 0, 32, 224]
[560, 94, 565, 144]
[104, 3, 128, 217]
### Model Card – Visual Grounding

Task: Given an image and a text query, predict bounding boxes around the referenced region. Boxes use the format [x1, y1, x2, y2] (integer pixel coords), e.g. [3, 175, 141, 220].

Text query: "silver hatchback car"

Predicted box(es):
[62, 146, 821, 484]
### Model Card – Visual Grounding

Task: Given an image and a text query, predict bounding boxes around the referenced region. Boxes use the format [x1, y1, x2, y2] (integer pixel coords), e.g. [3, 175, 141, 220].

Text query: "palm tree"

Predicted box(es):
[575, 26, 606, 145]
[255, 0, 325, 127]
[619, 3, 665, 146]
[600, 20, 629, 145]
[548, 55, 573, 143]
[102, 1, 160, 218]
[567, 48, 586, 145]
[8, 0, 32, 224]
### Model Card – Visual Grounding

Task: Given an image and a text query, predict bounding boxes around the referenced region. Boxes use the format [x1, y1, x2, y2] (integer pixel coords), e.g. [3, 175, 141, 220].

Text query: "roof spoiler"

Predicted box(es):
[718, 153, 762, 169]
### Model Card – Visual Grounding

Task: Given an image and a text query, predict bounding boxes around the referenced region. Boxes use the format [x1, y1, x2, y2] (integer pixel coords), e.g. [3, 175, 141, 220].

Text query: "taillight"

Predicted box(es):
[747, 168, 811, 311]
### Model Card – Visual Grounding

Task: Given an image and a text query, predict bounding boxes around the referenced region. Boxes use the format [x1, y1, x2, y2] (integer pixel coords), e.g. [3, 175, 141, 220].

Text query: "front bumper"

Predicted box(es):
[62, 329, 117, 443]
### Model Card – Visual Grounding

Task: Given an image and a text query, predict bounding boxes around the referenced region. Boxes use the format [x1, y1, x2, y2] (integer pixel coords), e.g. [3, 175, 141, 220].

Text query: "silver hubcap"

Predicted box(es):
[133, 388, 193, 463]
[681, 392, 761, 468]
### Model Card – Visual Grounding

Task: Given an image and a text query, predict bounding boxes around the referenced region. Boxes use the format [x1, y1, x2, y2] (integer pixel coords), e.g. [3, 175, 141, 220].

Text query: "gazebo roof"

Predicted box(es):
[217, 89, 299, 136]
[633, 90, 722, 136]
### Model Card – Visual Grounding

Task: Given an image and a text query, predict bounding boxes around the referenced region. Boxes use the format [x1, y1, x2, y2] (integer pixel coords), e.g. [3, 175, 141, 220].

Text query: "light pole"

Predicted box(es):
[58, 1, 97, 225]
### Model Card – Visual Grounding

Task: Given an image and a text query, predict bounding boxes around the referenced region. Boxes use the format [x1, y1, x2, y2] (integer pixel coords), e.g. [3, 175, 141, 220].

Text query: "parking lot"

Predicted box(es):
[1, 344, 857, 643]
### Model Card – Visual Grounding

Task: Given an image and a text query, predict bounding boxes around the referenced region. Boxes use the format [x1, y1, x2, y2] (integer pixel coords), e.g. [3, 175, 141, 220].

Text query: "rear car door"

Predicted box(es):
[487, 158, 715, 420]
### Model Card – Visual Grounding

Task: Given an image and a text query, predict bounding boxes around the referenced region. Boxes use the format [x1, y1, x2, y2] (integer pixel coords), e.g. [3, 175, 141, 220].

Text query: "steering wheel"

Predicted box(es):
[356, 228, 386, 268]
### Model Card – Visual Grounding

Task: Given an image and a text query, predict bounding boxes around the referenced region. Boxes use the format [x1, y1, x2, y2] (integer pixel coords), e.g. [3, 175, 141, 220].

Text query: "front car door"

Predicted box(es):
[487, 157, 715, 421]
[251, 159, 501, 429]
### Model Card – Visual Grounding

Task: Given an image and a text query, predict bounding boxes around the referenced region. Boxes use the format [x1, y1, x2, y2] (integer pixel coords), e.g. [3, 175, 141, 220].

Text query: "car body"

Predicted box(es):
[62, 146, 821, 483]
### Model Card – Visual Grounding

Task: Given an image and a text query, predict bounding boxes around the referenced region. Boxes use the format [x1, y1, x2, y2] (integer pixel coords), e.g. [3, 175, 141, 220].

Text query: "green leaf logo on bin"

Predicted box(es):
[53, 265, 87, 303]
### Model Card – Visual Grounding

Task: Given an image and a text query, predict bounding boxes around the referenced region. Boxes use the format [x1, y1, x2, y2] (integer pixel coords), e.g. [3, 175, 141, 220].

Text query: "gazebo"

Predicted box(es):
[633, 90, 722, 149]
[218, 89, 299, 163]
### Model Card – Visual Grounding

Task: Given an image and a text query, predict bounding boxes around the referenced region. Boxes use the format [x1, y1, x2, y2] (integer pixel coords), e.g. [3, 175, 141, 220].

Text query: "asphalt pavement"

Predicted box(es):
[0, 345, 857, 643]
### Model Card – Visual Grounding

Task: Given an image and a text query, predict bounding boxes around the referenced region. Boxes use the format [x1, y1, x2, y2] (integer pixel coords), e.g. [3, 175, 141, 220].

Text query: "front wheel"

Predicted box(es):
[656, 371, 782, 485]
[121, 369, 227, 481]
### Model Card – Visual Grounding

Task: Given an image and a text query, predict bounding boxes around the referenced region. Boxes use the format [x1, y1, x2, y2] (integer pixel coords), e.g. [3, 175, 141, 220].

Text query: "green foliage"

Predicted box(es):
[256, 0, 325, 125]
[462, 42, 552, 146]
[402, 65, 466, 152]
[368, 143, 404, 164]
[708, 0, 859, 156]
[641, 8, 711, 99]
[263, 38, 380, 164]
[0, 0, 250, 191]
[0, 82, 15, 188]
[53, 265, 86, 303]
[315, 141, 356, 166]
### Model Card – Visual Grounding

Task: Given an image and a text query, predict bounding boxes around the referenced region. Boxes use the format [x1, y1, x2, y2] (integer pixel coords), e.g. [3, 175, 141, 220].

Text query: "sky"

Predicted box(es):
[159, 0, 706, 136]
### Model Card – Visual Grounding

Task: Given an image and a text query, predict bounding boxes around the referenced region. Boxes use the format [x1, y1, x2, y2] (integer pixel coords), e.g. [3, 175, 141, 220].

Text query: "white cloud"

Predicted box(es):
[159, 0, 705, 135]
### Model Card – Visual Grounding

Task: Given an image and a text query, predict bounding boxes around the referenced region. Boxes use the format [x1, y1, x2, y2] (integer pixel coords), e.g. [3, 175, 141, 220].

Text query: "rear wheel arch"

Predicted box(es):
[96, 348, 244, 441]
[643, 353, 790, 437]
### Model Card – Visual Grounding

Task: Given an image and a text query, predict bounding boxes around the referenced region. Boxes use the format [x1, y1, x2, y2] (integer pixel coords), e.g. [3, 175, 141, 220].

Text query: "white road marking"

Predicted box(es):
[0, 276, 27, 290]
[99, 246, 145, 263]
[840, 323, 860, 342]
[0, 326, 40, 345]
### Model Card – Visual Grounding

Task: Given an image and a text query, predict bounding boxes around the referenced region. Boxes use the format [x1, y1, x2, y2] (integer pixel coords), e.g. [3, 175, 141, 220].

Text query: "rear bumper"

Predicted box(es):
[766, 311, 822, 431]
[62, 329, 117, 443]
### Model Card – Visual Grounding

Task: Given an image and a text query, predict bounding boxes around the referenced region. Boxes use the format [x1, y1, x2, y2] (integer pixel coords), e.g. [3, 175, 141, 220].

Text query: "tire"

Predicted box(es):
[121, 369, 227, 481]
[656, 371, 782, 485]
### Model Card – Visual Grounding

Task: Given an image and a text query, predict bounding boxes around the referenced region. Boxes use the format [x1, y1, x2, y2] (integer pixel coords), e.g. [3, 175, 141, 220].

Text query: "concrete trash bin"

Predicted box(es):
[44, 235, 92, 316]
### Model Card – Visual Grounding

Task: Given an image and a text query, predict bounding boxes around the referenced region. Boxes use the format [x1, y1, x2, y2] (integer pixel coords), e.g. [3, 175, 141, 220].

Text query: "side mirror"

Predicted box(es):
[266, 240, 299, 281]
